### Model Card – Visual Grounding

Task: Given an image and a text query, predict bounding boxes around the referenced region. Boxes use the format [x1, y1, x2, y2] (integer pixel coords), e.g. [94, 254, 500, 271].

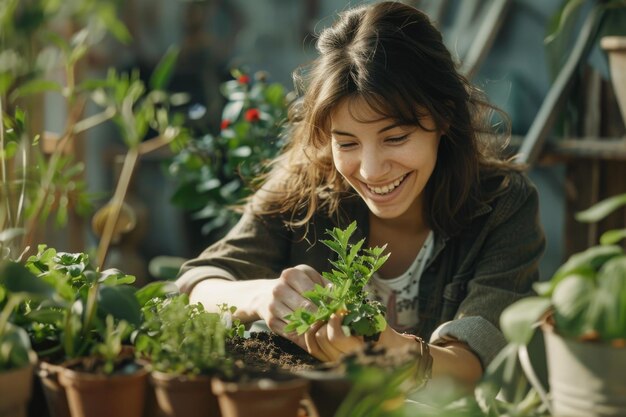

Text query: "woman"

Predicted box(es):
[176, 1, 545, 387]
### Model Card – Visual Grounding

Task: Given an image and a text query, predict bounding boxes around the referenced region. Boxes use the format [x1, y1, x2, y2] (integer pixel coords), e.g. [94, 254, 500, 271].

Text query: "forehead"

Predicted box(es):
[330, 96, 390, 126]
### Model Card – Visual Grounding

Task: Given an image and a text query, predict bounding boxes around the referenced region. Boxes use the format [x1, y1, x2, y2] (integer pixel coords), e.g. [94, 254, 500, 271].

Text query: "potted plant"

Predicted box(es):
[14, 245, 175, 417]
[0, 260, 56, 417]
[57, 316, 148, 417]
[499, 193, 626, 417]
[133, 293, 243, 417]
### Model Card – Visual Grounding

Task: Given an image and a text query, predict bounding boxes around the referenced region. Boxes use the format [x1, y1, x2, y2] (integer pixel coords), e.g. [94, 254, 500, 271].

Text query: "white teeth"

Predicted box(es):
[368, 175, 406, 195]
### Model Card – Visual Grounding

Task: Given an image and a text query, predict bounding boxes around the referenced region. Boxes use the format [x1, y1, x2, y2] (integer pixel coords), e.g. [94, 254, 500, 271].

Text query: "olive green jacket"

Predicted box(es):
[177, 171, 545, 368]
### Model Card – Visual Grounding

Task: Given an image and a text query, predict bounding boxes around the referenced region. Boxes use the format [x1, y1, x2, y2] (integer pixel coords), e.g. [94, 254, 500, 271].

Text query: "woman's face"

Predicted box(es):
[330, 97, 440, 221]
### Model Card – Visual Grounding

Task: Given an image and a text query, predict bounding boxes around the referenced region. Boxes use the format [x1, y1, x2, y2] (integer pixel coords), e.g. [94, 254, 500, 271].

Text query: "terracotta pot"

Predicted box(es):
[57, 360, 148, 417]
[36, 360, 71, 417]
[148, 371, 220, 417]
[297, 369, 351, 417]
[601, 36, 626, 127]
[211, 374, 309, 417]
[0, 354, 36, 417]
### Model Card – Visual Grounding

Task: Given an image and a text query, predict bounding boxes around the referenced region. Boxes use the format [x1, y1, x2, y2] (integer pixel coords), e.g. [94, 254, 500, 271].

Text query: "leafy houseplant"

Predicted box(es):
[499, 193, 626, 417]
[284, 221, 389, 341]
[7, 245, 174, 417]
[168, 69, 290, 240]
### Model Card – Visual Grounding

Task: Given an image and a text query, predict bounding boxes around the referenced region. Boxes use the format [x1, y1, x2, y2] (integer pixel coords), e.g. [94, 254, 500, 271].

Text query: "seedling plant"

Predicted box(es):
[285, 221, 389, 340]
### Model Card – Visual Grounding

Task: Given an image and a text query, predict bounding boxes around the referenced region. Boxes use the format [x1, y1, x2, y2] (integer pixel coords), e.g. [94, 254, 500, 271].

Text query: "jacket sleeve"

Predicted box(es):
[176, 210, 292, 294]
[431, 173, 546, 368]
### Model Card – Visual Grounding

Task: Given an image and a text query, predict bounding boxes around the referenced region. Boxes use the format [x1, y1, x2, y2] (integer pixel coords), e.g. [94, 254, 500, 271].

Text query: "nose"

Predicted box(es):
[359, 145, 390, 181]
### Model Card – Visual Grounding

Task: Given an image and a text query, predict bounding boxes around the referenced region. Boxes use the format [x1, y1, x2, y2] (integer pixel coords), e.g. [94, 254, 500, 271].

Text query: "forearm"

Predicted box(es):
[188, 277, 271, 323]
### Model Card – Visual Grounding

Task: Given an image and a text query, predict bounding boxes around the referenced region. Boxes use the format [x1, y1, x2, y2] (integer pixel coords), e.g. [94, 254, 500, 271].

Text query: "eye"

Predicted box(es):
[334, 141, 357, 149]
[385, 135, 408, 144]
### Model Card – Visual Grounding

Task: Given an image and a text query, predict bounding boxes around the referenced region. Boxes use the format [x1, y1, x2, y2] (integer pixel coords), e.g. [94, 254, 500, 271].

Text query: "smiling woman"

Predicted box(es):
[176, 1, 545, 390]
[330, 98, 440, 224]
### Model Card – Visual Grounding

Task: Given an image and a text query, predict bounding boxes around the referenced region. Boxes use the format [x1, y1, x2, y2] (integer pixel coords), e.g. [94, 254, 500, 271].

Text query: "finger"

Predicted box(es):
[303, 323, 332, 362]
[265, 300, 293, 332]
[293, 264, 327, 286]
[277, 269, 318, 312]
[314, 324, 345, 362]
[327, 313, 363, 353]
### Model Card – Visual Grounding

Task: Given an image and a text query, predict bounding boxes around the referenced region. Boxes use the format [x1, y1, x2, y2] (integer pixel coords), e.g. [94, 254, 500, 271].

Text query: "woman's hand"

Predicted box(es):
[302, 313, 365, 362]
[256, 264, 326, 347]
[301, 317, 418, 362]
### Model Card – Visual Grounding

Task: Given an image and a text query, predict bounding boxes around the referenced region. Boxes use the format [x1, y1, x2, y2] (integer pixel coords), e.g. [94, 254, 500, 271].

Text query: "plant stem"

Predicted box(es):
[23, 97, 87, 249]
[0, 295, 23, 337]
[95, 147, 139, 269]
[0, 96, 12, 229]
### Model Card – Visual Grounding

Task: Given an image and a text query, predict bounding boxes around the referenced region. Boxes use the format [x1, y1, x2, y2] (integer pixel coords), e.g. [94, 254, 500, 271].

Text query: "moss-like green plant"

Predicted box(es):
[284, 221, 389, 340]
[134, 294, 244, 376]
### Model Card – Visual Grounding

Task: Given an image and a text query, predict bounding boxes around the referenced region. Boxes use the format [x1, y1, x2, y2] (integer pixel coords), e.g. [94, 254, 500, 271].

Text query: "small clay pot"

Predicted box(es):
[57, 358, 148, 417]
[36, 360, 72, 417]
[148, 371, 220, 417]
[0, 353, 36, 417]
[211, 373, 309, 417]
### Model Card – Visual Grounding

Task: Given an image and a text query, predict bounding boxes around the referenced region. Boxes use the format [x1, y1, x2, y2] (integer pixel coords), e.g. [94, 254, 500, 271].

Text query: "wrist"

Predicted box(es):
[376, 328, 433, 387]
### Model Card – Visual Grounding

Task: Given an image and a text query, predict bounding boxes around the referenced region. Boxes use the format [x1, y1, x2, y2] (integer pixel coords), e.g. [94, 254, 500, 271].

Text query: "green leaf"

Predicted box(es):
[0, 324, 32, 371]
[98, 286, 141, 327]
[549, 245, 623, 292]
[25, 308, 64, 325]
[149, 46, 179, 90]
[545, 0, 586, 44]
[600, 228, 626, 245]
[10, 79, 62, 99]
[500, 297, 551, 345]
[552, 274, 596, 337]
[134, 281, 179, 307]
[0, 261, 56, 298]
[576, 193, 626, 223]
[590, 257, 626, 340]
[264, 83, 285, 107]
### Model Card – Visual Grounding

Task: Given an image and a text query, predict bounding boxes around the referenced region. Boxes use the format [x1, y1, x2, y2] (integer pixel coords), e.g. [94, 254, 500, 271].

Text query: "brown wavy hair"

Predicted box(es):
[248, 1, 518, 237]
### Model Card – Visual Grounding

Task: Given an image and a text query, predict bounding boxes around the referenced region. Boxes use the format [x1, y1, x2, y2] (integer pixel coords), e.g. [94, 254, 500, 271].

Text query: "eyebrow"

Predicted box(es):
[331, 122, 403, 137]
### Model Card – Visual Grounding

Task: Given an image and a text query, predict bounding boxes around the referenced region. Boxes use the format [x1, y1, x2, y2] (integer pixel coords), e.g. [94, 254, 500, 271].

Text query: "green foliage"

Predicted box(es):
[134, 295, 244, 376]
[0, 245, 177, 363]
[501, 193, 626, 345]
[0, 260, 56, 371]
[92, 315, 129, 375]
[284, 221, 389, 339]
[168, 69, 290, 238]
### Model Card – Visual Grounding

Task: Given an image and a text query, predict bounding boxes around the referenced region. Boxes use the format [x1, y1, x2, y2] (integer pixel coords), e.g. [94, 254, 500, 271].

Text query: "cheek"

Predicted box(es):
[332, 151, 356, 178]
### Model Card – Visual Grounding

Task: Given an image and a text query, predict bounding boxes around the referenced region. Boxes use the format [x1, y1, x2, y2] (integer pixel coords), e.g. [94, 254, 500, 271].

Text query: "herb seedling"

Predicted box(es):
[284, 221, 390, 340]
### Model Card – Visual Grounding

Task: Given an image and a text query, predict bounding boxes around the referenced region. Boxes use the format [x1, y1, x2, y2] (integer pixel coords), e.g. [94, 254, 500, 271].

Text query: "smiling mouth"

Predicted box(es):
[366, 173, 409, 195]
